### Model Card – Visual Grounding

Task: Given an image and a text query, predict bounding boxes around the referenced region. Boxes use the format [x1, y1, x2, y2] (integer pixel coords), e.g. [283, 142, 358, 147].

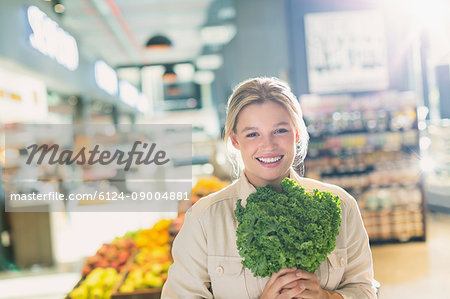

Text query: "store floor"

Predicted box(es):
[372, 211, 450, 298]
[0, 211, 449, 299]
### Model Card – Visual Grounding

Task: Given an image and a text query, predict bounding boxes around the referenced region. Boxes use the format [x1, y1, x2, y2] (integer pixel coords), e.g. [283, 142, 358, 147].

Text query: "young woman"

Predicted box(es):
[162, 77, 376, 299]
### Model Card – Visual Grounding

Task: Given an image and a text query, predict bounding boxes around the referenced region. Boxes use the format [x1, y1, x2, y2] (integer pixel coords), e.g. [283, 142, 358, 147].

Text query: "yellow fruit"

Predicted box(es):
[161, 261, 172, 272]
[153, 219, 171, 231]
[144, 272, 164, 288]
[119, 282, 134, 293]
[150, 263, 163, 275]
[69, 285, 88, 299]
[90, 287, 104, 299]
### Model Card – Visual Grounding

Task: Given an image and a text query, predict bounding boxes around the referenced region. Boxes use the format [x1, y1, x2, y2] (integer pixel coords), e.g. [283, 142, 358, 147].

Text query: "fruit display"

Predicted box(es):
[118, 219, 173, 293]
[119, 247, 171, 292]
[68, 219, 174, 299]
[191, 176, 229, 204]
[135, 219, 171, 250]
[82, 238, 135, 277]
[69, 267, 119, 299]
[116, 229, 141, 241]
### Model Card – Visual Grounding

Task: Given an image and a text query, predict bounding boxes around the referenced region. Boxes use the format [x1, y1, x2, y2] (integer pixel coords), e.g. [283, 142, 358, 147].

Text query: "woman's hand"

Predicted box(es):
[280, 270, 343, 299]
[260, 268, 305, 299]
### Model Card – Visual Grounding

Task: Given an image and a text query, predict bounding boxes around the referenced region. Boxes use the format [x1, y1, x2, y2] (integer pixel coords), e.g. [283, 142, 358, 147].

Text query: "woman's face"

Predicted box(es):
[230, 100, 299, 190]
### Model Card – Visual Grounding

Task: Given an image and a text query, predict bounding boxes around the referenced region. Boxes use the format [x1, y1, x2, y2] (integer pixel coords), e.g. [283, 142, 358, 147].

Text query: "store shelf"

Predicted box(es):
[302, 91, 426, 243]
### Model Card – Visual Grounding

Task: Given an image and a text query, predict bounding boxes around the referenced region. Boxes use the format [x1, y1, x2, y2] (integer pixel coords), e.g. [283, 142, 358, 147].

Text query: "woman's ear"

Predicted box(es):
[295, 129, 300, 143]
[230, 132, 240, 150]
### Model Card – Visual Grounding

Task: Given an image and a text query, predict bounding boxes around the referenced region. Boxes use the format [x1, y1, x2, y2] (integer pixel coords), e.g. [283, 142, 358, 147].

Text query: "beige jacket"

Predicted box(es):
[162, 168, 377, 299]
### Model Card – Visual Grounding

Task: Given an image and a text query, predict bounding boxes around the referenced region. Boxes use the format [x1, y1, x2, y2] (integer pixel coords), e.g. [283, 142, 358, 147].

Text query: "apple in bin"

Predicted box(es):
[105, 247, 119, 261]
[110, 261, 120, 270]
[144, 272, 164, 288]
[95, 257, 109, 268]
[90, 287, 104, 298]
[97, 243, 109, 256]
[113, 238, 131, 250]
[118, 250, 129, 264]
[82, 265, 92, 277]
[69, 284, 88, 299]
[86, 255, 100, 266]
[161, 261, 171, 272]
[150, 263, 163, 275]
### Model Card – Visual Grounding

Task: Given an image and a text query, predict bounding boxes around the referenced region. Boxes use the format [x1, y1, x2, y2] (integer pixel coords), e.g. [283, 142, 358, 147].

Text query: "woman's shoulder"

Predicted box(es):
[296, 176, 357, 211]
[188, 179, 240, 217]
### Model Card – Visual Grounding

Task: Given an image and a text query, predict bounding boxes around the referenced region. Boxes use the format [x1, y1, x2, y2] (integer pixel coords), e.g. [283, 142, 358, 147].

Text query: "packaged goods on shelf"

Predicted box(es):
[302, 91, 426, 243]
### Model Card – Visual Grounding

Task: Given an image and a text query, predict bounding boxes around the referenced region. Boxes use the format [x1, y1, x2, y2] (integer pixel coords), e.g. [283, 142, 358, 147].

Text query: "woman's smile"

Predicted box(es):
[256, 155, 284, 167]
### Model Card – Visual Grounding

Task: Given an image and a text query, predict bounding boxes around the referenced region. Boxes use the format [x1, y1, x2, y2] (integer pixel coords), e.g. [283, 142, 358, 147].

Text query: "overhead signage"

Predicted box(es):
[94, 60, 118, 95]
[304, 10, 389, 93]
[0, 67, 48, 123]
[119, 80, 149, 113]
[27, 6, 79, 71]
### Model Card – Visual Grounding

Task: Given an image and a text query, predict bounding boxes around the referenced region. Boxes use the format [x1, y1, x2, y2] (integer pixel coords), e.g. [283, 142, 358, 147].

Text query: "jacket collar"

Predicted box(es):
[237, 167, 303, 206]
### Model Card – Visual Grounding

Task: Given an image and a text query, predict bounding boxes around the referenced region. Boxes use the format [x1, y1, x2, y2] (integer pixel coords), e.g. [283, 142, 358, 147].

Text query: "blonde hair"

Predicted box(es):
[223, 77, 309, 177]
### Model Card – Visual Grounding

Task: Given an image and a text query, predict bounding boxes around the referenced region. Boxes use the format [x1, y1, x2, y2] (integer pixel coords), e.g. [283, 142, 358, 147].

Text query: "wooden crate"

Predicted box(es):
[111, 287, 162, 299]
[66, 249, 137, 299]
[110, 239, 174, 299]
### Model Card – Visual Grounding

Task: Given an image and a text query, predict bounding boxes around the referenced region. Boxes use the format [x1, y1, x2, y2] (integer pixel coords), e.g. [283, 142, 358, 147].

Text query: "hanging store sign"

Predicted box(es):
[94, 60, 118, 95]
[119, 80, 149, 113]
[304, 10, 389, 94]
[0, 67, 48, 123]
[26, 6, 79, 71]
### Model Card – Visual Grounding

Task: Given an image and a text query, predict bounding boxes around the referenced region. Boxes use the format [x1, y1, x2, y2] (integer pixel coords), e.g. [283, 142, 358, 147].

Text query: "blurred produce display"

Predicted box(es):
[68, 177, 230, 298]
[69, 268, 119, 299]
[81, 238, 135, 277]
[118, 219, 172, 292]
[68, 219, 174, 299]
[119, 247, 171, 292]
[135, 219, 171, 249]
[191, 176, 229, 204]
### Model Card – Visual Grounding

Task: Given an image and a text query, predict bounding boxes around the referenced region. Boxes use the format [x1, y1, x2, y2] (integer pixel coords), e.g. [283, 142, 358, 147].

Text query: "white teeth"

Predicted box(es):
[257, 156, 282, 163]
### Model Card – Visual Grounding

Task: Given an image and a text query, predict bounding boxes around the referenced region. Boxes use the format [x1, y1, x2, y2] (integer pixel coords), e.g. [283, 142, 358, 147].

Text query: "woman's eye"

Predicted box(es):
[246, 132, 258, 138]
[275, 128, 288, 134]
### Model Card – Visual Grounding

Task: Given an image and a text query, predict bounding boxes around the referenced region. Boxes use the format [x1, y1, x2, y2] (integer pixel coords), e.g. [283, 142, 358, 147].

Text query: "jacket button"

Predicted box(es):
[216, 266, 224, 275]
[339, 257, 345, 267]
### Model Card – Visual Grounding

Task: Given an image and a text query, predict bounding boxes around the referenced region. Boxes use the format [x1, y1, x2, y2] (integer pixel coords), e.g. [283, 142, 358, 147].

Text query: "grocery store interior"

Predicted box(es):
[0, 0, 450, 298]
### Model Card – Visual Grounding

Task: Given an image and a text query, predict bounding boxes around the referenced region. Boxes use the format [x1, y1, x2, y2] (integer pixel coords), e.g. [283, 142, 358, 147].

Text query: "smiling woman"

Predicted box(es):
[162, 77, 377, 299]
[223, 77, 309, 180]
[229, 100, 298, 191]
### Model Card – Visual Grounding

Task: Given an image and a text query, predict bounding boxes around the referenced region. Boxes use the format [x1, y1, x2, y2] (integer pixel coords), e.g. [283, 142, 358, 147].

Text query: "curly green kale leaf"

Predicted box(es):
[235, 178, 341, 277]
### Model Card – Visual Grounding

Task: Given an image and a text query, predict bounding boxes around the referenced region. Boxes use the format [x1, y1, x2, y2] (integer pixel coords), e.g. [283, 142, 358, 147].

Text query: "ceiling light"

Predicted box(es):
[196, 54, 223, 70]
[54, 4, 65, 13]
[194, 71, 215, 85]
[146, 35, 172, 49]
[218, 7, 236, 20]
[163, 64, 177, 83]
[201, 24, 236, 46]
[174, 63, 195, 81]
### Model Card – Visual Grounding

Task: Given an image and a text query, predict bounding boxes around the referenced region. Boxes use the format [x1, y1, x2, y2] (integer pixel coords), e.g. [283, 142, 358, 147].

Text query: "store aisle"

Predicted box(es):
[372, 212, 450, 299]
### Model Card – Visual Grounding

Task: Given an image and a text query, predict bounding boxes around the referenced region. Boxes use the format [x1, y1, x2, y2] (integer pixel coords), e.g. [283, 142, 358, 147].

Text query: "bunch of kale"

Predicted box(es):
[235, 178, 341, 277]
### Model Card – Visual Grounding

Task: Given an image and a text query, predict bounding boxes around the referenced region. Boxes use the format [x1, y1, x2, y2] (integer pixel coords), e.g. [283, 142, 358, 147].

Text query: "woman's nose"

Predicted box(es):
[260, 135, 277, 149]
